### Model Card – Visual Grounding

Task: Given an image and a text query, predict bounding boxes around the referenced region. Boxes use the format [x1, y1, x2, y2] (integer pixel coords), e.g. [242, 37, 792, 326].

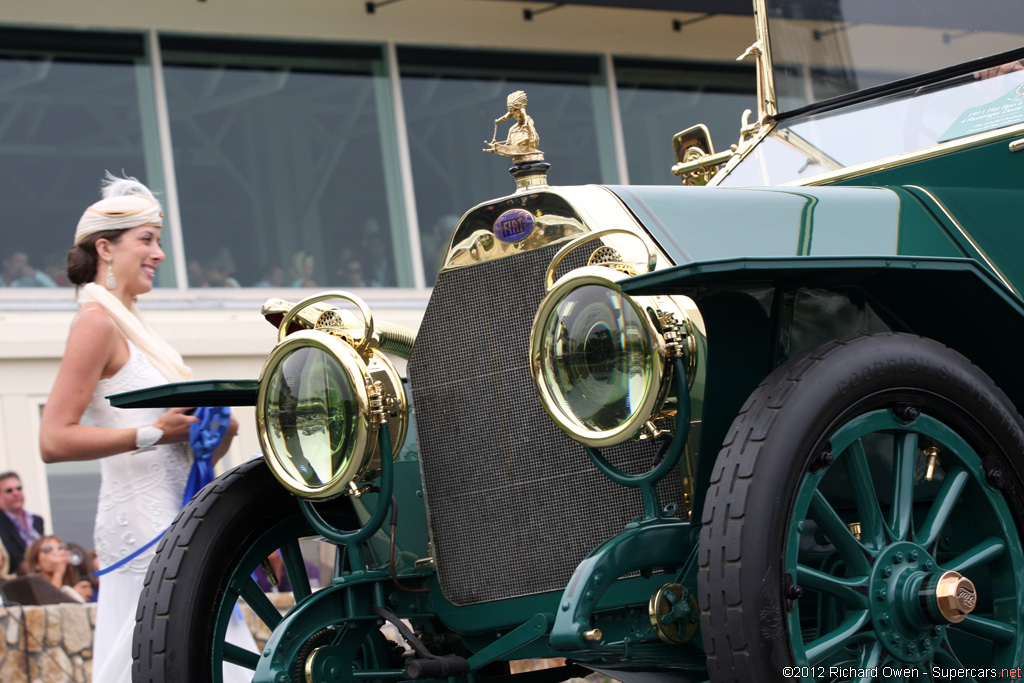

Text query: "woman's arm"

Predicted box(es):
[39, 307, 197, 462]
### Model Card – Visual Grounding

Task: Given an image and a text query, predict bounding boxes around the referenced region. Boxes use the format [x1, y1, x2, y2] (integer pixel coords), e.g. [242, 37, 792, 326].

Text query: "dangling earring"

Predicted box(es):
[106, 258, 117, 290]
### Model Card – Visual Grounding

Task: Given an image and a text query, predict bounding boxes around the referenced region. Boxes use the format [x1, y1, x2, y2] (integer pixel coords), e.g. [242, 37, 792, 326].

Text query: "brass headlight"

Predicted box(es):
[529, 231, 698, 448]
[256, 293, 408, 501]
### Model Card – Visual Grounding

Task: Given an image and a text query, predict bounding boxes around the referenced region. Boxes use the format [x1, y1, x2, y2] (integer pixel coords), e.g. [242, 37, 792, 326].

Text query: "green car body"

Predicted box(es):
[127, 2, 1024, 682]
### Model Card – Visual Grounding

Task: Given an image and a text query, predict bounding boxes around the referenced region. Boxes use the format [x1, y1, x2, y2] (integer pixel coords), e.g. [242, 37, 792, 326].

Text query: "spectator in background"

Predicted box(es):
[43, 252, 73, 287]
[22, 535, 93, 602]
[289, 250, 317, 287]
[254, 263, 285, 288]
[0, 471, 45, 574]
[187, 259, 208, 288]
[204, 247, 241, 288]
[421, 213, 459, 278]
[2, 250, 57, 287]
[360, 219, 393, 287]
[0, 536, 14, 580]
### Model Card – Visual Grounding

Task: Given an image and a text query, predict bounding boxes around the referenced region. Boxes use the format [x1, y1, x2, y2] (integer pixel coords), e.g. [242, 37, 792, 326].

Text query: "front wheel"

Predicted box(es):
[132, 458, 365, 683]
[698, 333, 1024, 682]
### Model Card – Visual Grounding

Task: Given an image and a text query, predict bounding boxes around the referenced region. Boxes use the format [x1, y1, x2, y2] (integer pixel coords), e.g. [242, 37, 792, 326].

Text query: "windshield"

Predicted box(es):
[765, 0, 1024, 113]
[720, 68, 1024, 187]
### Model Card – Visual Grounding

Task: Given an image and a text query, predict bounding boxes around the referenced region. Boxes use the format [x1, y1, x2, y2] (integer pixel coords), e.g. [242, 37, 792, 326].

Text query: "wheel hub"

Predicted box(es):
[868, 542, 977, 662]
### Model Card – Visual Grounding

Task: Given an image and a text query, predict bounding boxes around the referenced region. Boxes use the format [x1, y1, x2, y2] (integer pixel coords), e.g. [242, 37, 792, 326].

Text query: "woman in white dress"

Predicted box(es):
[39, 173, 253, 683]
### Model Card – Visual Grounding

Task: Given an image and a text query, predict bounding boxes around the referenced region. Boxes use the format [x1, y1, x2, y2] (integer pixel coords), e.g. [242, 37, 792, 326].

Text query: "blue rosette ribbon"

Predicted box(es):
[182, 406, 232, 507]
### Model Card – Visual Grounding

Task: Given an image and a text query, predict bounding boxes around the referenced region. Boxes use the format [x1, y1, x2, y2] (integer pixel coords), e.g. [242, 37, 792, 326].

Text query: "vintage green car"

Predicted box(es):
[126, 1, 1024, 682]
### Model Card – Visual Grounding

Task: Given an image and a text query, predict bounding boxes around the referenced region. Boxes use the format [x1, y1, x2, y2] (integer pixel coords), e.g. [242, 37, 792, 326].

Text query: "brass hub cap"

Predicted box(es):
[933, 570, 977, 624]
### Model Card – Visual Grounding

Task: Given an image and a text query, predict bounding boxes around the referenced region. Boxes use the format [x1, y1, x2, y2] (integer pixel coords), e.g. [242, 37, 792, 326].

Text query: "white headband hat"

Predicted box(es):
[74, 172, 163, 245]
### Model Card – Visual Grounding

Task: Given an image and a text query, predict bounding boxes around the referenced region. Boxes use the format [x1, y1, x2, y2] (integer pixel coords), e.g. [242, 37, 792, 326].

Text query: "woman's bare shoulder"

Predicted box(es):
[68, 304, 120, 351]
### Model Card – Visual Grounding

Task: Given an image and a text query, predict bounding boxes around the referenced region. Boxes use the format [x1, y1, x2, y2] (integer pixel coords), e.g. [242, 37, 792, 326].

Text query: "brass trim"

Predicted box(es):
[255, 331, 408, 501]
[276, 291, 374, 353]
[649, 583, 698, 644]
[904, 185, 1020, 299]
[543, 228, 657, 292]
[785, 121, 1024, 188]
[1010, 137, 1024, 153]
[257, 330, 374, 500]
[582, 629, 603, 642]
[529, 267, 695, 448]
[923, 446, 941, 482]
[441, 186, 659, 272]
[934, 571, 977, 624]
[847, 522, 862, 542]
[751, 0, 778, 119]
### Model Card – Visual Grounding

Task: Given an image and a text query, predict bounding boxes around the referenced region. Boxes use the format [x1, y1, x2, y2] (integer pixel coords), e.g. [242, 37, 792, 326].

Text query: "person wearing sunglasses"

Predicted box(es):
[22, 535, 93, 602]
[0, 470, 45, 575]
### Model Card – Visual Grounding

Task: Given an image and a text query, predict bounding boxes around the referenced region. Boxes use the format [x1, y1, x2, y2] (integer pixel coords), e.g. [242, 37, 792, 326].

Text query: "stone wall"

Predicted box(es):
[0, 603, 95, 683]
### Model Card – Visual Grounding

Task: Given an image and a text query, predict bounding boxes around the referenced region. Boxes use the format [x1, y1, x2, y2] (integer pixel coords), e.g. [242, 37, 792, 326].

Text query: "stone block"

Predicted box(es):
[60, 605, 91, 655]
[40, 646, 74, 683]
[0, 650, 38, 683]
[44, 605, 62, 647]
[5, 608, 21, 646]
[23, 606, 45, 653]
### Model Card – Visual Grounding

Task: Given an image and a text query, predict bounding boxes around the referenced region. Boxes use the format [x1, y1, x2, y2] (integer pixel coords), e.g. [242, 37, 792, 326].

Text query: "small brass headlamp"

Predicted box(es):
[256, 292, 409, 501]
[530, 230, 699, 448]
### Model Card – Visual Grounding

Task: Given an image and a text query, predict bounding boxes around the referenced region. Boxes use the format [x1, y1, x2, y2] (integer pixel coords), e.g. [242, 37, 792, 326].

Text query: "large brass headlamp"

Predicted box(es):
[530, 230, 699, 448]
[256, 292, 409, 501]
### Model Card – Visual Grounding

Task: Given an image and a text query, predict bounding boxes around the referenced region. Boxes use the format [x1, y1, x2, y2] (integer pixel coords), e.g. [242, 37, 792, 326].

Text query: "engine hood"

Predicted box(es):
[605, 184, 965, 266]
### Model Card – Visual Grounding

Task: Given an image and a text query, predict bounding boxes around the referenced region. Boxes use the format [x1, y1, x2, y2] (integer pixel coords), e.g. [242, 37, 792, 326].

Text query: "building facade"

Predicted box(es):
[0, 0, 755, 547]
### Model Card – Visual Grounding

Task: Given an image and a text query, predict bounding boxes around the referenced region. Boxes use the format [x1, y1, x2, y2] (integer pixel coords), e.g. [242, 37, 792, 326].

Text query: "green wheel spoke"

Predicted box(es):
[915, 467, 969, 549]
[842, 439, 887, 550]
[809, 490, 871, 575]
[851, 638, 883, 683]
[280, 539, 312, 601]
[805, 610, 871, 664]
[952, 614, 1017, 645]
[796, 564, 868, 608]
[223, 641, 260, 670]
[237, 576, 284, 630]
[889, 431, 918, 542]
[943, 537, 1005, 574]
[933, 648, 978, 683]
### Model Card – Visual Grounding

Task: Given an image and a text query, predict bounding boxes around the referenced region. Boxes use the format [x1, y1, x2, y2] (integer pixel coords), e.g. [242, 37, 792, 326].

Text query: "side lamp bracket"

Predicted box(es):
[297, 427, 395, 570]
[582, 357, 691, 524]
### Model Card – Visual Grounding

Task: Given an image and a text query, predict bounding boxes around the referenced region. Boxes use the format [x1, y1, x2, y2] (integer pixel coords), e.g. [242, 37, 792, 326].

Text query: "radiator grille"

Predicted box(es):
[408, 243, 684, 606]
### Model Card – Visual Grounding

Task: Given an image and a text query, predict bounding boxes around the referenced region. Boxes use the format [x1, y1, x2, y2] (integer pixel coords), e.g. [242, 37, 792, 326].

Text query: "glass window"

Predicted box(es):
[615, 58, 756, 186]
[0, 29, 165, 288]
[398, 48, 615, 281]
[161, 37, 409, 289]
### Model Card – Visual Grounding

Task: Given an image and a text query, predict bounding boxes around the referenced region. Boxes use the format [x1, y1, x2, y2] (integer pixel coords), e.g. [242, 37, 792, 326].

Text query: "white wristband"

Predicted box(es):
[135, 425, 164, 450]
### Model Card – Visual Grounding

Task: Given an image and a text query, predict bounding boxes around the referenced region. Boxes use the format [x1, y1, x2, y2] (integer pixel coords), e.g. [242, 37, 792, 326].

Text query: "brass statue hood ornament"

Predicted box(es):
[484, 90, 550, 190]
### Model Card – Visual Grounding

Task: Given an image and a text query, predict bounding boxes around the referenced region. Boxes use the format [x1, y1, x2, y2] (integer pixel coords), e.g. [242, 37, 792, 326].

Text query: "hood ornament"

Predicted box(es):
[484, 90, 550, 190]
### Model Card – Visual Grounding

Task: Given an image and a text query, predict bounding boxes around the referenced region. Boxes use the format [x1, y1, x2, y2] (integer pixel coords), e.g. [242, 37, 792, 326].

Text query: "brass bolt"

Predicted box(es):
[847, 521, 862, 541]
[583, 629, 603, 642]
[935, 571, 977, 623]
[923, 446, 941, 482]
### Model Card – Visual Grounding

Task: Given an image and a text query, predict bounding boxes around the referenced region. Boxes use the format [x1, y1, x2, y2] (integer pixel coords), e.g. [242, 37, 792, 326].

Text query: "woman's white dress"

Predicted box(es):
[85, 340, 255, 683]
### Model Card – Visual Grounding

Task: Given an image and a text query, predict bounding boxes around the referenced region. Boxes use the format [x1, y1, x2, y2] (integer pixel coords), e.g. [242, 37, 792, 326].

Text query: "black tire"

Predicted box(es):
[132, 457, 355, 683]
[697, 332, 1024, 682]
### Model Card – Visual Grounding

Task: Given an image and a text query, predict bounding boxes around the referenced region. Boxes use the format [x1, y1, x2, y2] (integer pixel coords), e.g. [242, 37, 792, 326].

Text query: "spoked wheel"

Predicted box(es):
[699, 333, 1024, 682]
[132, 458, 390, 683]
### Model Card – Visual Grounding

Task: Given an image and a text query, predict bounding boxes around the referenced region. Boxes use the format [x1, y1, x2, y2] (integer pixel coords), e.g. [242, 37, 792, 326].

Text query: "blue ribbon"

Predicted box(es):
[183, 406, 232, 508]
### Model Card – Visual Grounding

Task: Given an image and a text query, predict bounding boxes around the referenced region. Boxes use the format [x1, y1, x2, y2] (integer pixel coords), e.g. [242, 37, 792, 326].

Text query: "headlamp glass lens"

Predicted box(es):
[539, 284, 652, 432]
[264, 345, 361, 488]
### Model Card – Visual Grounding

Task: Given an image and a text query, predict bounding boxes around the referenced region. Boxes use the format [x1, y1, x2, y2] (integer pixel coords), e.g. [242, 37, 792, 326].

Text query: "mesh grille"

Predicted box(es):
[408, 244, 684, 606]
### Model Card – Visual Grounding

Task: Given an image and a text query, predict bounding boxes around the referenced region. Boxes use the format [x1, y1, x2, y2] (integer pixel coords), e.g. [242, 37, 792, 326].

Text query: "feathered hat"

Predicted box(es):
[74, 171, 163, 245]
